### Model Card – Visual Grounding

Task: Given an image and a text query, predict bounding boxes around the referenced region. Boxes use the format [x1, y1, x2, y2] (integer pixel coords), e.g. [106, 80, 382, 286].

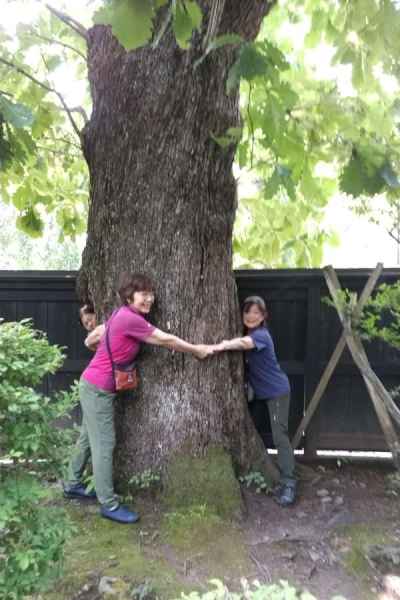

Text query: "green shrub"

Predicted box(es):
[0, 319, 77, 599]
[129, 468, 161, 492]
[239, 470, 271, 494]
[359, 281, 400, 350]
[0, 476, 74, 600]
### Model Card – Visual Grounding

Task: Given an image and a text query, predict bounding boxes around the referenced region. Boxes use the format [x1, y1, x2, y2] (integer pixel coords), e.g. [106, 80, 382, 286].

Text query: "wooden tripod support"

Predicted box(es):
[292, 263, 400, 469]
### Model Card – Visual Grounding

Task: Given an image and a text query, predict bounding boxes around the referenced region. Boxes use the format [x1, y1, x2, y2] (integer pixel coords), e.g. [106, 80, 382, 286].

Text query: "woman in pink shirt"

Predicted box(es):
[64, 273, 212, 524]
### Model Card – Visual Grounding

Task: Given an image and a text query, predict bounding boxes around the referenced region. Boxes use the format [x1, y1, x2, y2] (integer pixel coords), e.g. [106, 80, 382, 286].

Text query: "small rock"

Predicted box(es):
[280, 551, 297, 561]
[382, 574, 400, 600]
[130, 581, 155, 600]
[317, 489, 330, 497]
[327, 549, 338, 566]
[309, 550, 321, 562]
[367, 544, 400, 571]
[311, 475, 322, 486]
[321, 496, 332, 503]
[359, 482, 367, 489]
[334, 496, 344, 506]
[296, 511, 307, 519]
[308, 564, 317, 579]
[150, 531, 159, 542]
[98, 576, 130, 598]
[332, 478, 340, 485]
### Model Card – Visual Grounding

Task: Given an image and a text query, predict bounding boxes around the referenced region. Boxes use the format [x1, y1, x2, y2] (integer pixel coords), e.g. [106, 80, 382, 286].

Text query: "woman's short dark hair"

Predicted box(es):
[118, 272, 154, 305]
[242, 295, 268, 323]
[79, 303, 95, 325]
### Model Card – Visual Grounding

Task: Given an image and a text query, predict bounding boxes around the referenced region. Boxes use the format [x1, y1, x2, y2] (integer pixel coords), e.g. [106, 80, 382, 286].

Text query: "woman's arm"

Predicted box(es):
[145, 328, 214, 359]
[84, 324, 106, 351]
[214, 336, 255, 352]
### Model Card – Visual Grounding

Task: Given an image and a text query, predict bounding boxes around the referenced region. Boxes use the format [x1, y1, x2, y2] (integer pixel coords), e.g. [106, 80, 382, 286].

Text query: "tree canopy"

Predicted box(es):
[1, 0, 400, 267]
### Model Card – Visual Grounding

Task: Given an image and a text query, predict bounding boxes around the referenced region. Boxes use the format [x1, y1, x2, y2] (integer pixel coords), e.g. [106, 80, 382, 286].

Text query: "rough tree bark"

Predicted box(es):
[77, 0, 279, 486]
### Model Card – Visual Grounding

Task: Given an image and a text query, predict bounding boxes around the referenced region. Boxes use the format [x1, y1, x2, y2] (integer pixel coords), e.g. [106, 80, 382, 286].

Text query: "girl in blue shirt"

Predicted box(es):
[215, 295, 296, 506]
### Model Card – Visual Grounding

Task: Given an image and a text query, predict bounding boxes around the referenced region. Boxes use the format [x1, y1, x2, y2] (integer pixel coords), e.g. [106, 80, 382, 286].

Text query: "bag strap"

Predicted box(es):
[105, 309, 119, 380]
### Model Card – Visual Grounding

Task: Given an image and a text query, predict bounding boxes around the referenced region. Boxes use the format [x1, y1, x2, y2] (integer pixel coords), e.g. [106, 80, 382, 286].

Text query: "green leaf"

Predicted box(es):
[172, 0, 203, 50]
[340, 153, 385, 197]
[93, 0, 156, 50]
[45, 55, 62, 72]
[211, 126, 242, 148]
[207, 33, 242, 52]
[0, 96, 34, 128]
[16, 207, 44, 237]
[227, 43, 269, 94]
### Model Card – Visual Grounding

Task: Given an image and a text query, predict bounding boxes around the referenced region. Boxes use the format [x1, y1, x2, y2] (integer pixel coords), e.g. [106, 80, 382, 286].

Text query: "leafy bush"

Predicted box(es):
[0, 477, 74, 599]
[129, 469, 161, 492]
[239, 471, 270, 494]
[359, 281, 400, 350]
[0, 319, 76, 599]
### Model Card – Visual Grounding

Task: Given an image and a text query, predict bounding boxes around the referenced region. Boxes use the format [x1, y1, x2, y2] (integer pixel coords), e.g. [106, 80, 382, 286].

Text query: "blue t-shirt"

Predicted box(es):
[245, 327, 290, 400]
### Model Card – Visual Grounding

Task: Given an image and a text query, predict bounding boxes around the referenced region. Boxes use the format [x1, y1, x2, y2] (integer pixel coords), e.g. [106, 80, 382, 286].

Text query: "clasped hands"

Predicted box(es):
[193, 341, 229, 360]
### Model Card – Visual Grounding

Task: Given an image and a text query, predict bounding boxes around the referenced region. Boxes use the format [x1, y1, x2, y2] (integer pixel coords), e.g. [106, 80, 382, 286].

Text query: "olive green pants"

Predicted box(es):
[267, 393, 296, 485]
[66, 378, 118, 509]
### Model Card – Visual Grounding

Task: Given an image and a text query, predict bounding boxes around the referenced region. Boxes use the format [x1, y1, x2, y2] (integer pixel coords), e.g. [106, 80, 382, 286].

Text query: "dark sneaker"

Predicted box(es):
[63, 483, 97, 500]
[275, 481, 297, 507]
[100, 504, 140, 524]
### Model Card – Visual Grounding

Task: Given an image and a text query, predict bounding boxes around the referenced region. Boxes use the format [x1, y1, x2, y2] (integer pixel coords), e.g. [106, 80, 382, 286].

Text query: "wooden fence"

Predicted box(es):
[2, 269, 400, 455]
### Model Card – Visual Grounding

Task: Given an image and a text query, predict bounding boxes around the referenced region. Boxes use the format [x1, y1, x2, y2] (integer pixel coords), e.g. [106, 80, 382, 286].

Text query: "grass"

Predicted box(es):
[43, 499, 194, 600]
[43, 493, 250, 599]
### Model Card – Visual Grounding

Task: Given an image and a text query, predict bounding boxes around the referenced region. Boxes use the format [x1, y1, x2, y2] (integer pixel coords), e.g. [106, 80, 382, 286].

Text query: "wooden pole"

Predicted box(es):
[292, 263, 384, 449]
[324, 266, 400, 470]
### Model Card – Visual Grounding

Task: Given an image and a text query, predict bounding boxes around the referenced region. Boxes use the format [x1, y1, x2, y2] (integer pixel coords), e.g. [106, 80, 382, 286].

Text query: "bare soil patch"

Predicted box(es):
[242, 460, 400, 599]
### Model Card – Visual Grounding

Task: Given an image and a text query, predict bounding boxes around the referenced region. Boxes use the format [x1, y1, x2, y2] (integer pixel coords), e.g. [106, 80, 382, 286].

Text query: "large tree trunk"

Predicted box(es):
[78, 0, 278, 485]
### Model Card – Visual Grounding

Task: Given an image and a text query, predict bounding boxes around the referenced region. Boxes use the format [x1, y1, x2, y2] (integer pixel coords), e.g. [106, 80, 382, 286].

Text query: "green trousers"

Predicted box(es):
[267, 393, 296, 485]
[66, 378, 118, 509]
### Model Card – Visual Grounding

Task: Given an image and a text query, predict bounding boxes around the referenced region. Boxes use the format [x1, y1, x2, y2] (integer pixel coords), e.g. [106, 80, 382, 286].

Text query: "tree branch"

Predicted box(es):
[247, 82, 255, 169]
[36, 144, 81, 158]
[43, 135, 82, 150]
[387, 227, 400, 245]
[29, 30, 86, 60]
[45, 4, 88, 41]
[0, 57, 82, 139]
[69, 106, 89, 124]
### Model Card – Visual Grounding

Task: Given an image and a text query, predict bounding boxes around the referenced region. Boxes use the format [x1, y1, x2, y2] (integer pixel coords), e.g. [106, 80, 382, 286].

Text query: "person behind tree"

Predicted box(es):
[79, 303, 96, 332]
[79, 303, 105, 350]
[214, 295, 297, 506]
[64, 273, 214, 524]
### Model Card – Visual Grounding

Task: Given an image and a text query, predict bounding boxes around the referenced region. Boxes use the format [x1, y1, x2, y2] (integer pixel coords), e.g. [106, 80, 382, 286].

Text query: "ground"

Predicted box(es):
[44, 459, 400, 600]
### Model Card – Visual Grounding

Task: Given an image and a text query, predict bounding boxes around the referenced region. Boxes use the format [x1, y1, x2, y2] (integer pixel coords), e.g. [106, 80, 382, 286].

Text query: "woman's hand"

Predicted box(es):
[193, 344, 216, 360]
[84, 324, 106, 351]
[213, 341, 228, 352]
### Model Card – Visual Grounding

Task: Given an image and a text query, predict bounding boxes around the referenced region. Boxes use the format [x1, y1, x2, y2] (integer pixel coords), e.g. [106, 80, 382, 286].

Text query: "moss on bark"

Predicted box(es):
[163, 445, 243, 519]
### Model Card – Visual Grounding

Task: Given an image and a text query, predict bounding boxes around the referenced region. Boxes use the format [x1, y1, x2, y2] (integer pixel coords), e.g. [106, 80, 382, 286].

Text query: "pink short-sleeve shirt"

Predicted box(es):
[82, 305, 155, 392]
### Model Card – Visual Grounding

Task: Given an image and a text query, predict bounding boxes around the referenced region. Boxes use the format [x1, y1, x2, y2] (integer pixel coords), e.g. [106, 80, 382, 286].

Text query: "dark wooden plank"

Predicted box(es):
[2, 268, 400, 453]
